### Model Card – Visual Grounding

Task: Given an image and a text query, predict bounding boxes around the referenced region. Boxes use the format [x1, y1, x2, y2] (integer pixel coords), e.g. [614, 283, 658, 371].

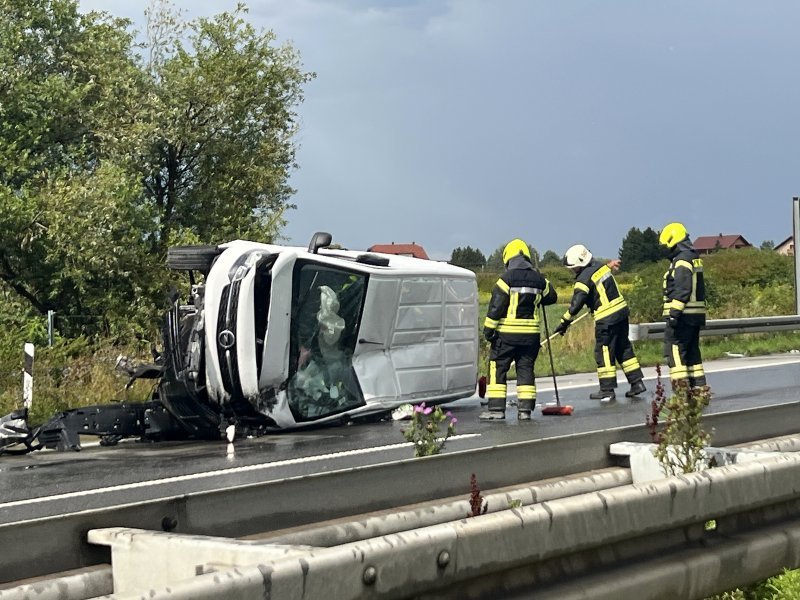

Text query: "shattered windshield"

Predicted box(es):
[288, 262, 367, 421]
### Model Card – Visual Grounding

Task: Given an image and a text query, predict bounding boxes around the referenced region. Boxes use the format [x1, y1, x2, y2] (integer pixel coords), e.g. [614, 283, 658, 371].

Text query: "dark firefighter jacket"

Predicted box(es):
[562, 260, 628, 327]
[483, 256, 557, 345]
[663, 241, 706, 326]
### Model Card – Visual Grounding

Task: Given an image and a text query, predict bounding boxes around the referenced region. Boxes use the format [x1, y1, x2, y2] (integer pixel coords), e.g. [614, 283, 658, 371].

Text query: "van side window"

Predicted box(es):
[288, 263, 366, 420]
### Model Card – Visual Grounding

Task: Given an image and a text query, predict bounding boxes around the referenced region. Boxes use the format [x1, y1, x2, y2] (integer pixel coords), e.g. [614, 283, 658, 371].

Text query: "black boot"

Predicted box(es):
[589, 389, 616, 402]
[517, 398, 534, 421]
[479, 397, 506, 421]
[625, 380, 647, 398]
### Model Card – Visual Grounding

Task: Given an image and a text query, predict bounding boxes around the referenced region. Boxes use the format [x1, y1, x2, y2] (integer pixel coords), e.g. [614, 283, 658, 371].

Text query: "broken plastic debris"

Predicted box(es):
[392, 403, 414, 421]
[724, 352, 745, 358]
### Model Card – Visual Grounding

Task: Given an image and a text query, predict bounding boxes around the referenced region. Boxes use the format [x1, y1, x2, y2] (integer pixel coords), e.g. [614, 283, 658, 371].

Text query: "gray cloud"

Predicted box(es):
[79, 0, 800, 260]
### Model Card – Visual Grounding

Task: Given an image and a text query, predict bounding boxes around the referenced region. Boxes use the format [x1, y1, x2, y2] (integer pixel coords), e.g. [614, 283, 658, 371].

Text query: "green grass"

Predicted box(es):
[706, 569, 800, 599]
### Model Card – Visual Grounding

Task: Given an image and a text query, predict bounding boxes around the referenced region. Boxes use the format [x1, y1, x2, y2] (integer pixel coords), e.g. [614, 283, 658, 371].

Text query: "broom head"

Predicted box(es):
[541, 404, 574, 416]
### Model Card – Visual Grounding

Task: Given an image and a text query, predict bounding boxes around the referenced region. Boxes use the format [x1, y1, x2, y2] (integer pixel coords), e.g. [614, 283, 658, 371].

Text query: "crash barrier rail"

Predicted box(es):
[38, 449, 800, 599]
[630, 314, 800, 341]
[0, 401, 798, 587]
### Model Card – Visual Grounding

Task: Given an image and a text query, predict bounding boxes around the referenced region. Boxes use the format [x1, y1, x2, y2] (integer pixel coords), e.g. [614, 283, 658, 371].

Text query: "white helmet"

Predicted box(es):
[563, 244, 593, 269]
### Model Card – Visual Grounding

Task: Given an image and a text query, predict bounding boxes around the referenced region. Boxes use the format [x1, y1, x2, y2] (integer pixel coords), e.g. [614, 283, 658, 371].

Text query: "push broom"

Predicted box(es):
[539, 302, 574, 416]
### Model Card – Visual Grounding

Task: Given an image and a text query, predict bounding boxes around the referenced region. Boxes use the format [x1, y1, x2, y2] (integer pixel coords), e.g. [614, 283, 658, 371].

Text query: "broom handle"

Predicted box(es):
[541, 310, 590, 346]
[539, 300, 561, 406]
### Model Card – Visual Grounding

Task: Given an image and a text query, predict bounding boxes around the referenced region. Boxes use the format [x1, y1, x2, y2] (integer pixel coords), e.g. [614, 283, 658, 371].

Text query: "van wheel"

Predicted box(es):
[166, 246, 221, 274]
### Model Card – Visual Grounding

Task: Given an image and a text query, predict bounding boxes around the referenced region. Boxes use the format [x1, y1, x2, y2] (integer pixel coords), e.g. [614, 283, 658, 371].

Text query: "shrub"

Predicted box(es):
[401, 403, 457, 457]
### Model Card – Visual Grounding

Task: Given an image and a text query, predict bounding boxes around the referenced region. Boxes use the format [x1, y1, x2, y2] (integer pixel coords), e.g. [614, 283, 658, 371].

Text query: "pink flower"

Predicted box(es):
[423, 407, 433, 415]
[414, 405, 424, 413]
[446, 411, 452, 418]
[451, 417, 458, 424]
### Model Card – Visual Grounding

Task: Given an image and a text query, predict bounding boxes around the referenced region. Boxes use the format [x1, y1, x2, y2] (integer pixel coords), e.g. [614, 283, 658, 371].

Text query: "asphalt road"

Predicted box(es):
[0, 354, 798, 524]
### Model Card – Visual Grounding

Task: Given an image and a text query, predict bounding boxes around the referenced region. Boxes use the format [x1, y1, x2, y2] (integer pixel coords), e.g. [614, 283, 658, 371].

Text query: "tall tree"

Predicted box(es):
[0, 0, 313, 337]
[139, 1, 314, 251]
[540, 250, 562, 267]
[618, 227, 663, 271]
[449, 246, 486, 270]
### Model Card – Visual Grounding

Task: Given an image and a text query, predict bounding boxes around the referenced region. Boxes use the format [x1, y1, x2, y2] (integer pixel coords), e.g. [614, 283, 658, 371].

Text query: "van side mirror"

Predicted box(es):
[308, 232, 333, 254]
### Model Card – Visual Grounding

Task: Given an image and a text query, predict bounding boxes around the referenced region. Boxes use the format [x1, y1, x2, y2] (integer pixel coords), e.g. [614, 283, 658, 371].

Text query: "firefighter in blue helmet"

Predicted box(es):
[554, 244, 646, 402]
[659, 223, 707, 388]
[481, 239, 557, 421]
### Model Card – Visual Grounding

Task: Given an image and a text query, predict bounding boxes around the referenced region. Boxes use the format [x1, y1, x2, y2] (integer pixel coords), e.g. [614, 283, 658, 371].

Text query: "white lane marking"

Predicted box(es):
[0, 434, 481, 509]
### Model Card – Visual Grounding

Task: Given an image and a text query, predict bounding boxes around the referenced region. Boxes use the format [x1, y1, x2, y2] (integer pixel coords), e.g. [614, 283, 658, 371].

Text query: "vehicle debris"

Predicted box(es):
[1, 233, 479, 453]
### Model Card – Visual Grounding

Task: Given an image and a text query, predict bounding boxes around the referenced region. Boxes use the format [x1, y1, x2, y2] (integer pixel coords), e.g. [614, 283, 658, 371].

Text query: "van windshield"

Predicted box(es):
[287, 262, 367, 421]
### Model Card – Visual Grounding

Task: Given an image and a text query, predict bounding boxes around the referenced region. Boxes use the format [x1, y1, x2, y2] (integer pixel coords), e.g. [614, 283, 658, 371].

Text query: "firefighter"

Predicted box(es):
[481, 239, 557, 421]
[554, 244, 646, 402]
[659, 222, 707, 387]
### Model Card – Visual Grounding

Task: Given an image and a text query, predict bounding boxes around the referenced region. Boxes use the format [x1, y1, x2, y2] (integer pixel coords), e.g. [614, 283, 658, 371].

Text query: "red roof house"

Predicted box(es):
[692, 234, 752, 255]
[367, 242, 429, 260]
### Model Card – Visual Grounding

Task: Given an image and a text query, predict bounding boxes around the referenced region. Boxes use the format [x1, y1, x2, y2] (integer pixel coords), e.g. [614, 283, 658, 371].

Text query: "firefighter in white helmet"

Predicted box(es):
[481, 239, 557, 420]
[554, 244, 646, 402]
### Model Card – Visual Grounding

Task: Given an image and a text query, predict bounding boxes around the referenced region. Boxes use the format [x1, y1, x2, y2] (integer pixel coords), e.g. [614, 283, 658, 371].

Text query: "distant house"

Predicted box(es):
[775, 236, 794, 256]
[692, 234, 752, 255]
[368, 242, 430, 260]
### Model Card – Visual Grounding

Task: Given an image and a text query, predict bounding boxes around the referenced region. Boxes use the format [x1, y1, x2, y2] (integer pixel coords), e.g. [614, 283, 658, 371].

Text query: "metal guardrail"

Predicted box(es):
[85, 452, 800, 599]
[630, 314, 800, 341]
[0, 402, 798, 585]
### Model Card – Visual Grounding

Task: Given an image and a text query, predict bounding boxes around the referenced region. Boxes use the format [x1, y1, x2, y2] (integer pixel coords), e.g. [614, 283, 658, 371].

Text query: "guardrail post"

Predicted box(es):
[23, 343, 34, 409]
[47, 310, 55, 347]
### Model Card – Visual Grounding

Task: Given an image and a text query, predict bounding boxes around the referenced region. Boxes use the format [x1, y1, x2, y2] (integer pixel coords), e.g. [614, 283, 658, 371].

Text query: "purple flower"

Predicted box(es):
[414, 405, 424, 413]
[446, 411, 452, 418]
[423, 407, 433, 415]
[451, 417, 458, 424]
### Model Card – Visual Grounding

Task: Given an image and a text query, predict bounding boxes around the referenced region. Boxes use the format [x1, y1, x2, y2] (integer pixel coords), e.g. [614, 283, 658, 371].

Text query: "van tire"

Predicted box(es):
[166, 246, 221, 274]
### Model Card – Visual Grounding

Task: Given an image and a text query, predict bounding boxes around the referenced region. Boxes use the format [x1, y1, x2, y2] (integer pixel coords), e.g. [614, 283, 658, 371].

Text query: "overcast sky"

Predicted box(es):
[78, 0, 800, 260]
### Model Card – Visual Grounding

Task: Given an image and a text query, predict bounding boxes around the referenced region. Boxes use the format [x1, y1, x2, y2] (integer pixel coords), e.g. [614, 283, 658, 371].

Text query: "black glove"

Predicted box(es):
[666, 313, 679, 328]
[554, 320, 570, 336]
[483, 328, 497, 342]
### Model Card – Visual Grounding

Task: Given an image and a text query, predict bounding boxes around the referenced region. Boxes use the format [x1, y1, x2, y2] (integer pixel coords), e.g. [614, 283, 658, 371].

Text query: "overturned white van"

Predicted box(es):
[160, 232, 479, 433]
[1, 233, 479, 452]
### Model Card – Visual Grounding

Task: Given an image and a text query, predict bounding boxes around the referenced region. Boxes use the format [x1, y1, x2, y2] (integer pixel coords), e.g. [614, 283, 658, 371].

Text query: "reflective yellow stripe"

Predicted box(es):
[594, 296, 627, 321]
[688, 365, 705, 377]
[574, 282, 590, 294]
[562, 311, 572, 322]
[496, 279, 509, 293]
[597, 366, 616, 378]
[675, 260, 693, 271]
[592, 266, 611, 307]
[487, 386, 507, 399]
[508, 291, 519, 318]
[670, 366, 688, 379]
[672, 345, 684, 371]
[497, 324, 541, 334]
[621, 357, 640, 372]
[489, 361, 497, 385]
[602, 346, 613, 369]
[484, 317, 499, 328]
[670, 299, 686, 311]
[517, 384, 536, 400]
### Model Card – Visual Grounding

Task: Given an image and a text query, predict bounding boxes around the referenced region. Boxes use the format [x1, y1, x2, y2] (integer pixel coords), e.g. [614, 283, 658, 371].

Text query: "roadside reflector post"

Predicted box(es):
[23, 343, 34, 409]
[794, 197, 800, 314]
[47, 309, 55, 347]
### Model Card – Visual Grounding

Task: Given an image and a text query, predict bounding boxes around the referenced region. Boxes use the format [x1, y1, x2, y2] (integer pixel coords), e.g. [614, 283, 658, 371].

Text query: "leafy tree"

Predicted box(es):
[760, 239, 775, 251]
[618, 227, 663, 271]
[450, 246, 486, 270]
[0, 0, 313, 338]
[540, 250, 562, 267]
[138, 0, 314, 252]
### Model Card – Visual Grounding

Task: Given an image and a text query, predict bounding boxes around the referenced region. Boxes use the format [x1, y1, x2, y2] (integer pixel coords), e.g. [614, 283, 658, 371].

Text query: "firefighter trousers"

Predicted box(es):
[595, 320, 644, 392]
[664, 321, 706, 387]
[487, 337, 540, 411]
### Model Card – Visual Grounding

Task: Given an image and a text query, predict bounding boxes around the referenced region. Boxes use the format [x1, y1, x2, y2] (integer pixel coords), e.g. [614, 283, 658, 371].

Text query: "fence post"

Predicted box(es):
[47, 309, 55, 347]
[23, 343, 34, 409]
